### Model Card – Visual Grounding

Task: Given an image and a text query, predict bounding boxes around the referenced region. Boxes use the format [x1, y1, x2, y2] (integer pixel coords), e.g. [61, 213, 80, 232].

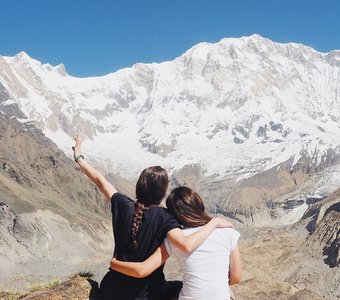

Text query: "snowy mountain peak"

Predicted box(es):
[326, 50, 340, 66]
[183, 34, 325, 66]
[0, 35, 339, 182]
[11, 51, 42, 68]
[45, 63, 68, 76]
[14, 51, 31, 61]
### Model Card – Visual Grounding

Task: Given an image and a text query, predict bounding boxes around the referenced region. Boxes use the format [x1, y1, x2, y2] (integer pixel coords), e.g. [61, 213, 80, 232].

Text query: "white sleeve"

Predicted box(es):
[229, 229, 240, 252]
[163, 237, 173, 256]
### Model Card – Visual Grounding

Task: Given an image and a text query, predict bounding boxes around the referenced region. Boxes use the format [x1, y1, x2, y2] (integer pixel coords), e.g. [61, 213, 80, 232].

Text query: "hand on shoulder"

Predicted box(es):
[212, 217, 234, 229]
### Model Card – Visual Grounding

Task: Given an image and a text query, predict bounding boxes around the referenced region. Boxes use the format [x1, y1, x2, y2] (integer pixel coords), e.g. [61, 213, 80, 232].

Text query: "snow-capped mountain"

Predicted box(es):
[0, 34, 339, 184]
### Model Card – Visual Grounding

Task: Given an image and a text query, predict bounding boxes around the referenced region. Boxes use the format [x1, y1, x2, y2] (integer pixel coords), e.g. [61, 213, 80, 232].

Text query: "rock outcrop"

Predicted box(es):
[0, 275, 100, 300]
[303, 188, 340, 267]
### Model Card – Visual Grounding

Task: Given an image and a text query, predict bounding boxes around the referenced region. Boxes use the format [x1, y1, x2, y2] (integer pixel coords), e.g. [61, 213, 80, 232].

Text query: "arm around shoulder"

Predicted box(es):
[110, 244, 169, 278]
[166, 217, 234, 253]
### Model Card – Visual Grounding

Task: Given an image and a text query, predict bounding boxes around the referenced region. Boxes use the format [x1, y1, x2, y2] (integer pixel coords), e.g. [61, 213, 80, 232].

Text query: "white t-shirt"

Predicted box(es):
[164, 227, 240, 300]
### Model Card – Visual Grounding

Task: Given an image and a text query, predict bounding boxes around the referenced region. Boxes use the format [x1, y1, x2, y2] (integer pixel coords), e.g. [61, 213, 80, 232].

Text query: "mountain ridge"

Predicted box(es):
[0, 34, 339, 227]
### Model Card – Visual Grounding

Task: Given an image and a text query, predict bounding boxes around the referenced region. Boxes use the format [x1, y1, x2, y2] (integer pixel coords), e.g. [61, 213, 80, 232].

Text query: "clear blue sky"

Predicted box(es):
[1, 0, 339, 77]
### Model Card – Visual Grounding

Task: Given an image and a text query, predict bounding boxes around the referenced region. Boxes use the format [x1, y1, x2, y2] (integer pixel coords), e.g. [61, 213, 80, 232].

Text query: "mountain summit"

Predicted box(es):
[1, 35, 339, 181]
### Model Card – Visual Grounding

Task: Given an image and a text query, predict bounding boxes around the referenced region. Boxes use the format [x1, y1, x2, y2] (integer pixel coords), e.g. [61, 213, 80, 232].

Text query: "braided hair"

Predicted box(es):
[131, 202, 146, 251]
[131, 166, 168, 251]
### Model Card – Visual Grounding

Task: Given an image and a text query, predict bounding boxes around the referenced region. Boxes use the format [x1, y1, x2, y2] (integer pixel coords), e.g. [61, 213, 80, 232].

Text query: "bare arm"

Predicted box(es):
[167, 218, 233, 253]
[72, 134, 117, 202]
[229, 244, 242, 285]
[110, 244, 169, 278]
[110, 224, 238, 279]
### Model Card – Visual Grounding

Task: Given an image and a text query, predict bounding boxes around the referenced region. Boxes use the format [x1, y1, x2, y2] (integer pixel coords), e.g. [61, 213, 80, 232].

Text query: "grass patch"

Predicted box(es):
[28, 279, 61, 293]
[0, 291, 22, 300]
[72, 271, 94, 279]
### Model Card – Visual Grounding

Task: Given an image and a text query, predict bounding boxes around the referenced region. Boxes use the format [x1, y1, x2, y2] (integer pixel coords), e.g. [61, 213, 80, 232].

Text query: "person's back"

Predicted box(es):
[164, 227, 240, 300]
[101, 193, 180, 299]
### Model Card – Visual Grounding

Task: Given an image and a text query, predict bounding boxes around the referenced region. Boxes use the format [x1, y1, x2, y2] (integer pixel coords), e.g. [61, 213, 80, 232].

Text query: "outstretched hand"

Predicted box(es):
[72, 134, 82, 159]
[70, 133, 117, 201]
[212, 217, 234, 228]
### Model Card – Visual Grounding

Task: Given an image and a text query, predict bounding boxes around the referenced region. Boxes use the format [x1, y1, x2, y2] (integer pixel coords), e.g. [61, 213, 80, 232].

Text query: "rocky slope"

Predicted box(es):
[219, 151, 340, 226]
[303, 187, 340, 266]
[276, 188, 340, 299]
[0, 112, 134, 291]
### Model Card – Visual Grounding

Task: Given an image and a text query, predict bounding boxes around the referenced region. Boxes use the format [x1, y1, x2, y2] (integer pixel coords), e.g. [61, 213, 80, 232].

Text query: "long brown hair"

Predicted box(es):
[131, 166, 168, 251]
[166, 186, 212, 227]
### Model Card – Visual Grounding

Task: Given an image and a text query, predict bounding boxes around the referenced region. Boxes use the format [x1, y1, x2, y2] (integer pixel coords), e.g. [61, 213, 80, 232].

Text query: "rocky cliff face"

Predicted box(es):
[303, 188, 340, 267]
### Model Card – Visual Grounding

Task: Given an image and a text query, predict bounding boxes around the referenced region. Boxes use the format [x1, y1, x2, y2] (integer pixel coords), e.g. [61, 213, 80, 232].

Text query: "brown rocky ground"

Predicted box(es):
[230, 228, 326, 300]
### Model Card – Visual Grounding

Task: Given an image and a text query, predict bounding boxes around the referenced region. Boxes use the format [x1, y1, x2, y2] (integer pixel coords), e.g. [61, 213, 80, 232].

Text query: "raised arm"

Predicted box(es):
[72, 134, 117, 201]
[110, 244, 169, 278]
[229, 244, 242, 285]
[166, 217, 233, 253]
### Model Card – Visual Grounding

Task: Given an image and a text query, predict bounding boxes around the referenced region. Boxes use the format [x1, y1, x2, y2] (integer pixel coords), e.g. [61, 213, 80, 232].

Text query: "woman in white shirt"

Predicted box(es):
[110, 186, 242, 300]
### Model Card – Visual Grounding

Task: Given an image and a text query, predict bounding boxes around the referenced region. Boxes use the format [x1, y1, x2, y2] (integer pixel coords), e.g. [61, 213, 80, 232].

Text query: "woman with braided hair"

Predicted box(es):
[72, 135, 233, 300]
